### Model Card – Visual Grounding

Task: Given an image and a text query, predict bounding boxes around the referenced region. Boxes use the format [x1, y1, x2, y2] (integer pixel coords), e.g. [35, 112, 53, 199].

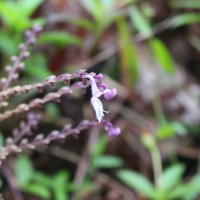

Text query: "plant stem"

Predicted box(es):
[150, 143, 162, 188]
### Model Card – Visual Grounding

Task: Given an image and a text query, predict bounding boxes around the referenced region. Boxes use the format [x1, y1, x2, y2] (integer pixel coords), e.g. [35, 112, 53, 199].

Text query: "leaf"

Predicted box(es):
[22, 183, 51, 199]
[53, 171, 69, 200]
[25, 54, 50, 80]
[54, 171, 69, 187]
[0, 132, 4, 147]
[45, 103, 61, 121]
[117, 170, 156, 198]
[156, 124, 174, 139]
[15, 156, 34, 186]
[149, 38, 176, 74]
[190, 35, 200, 52]
[170, 174, 200, 199]
[129, 6, 175, 75]
[129, 5, 151, 33]
[170, 184, 194, 199]
[72, 18, 94, 30]
[32, 172, 53, 187]
[80, 0, 104, 22]
[38, 32, 82, 46]
[18, 0, 44, 17]
[170, 14, 200, 28]
[0, 0, 43, 31]
[93, 155, 123, 168]
[170, 0, 200, 9]
[158, 164, 185, 191]
[171, 122, 187, 136]
[0, 32, 17, 57]
[117, 17, 138, 85]
[0, 178, 2, 189]
[91, 134, 108, 158]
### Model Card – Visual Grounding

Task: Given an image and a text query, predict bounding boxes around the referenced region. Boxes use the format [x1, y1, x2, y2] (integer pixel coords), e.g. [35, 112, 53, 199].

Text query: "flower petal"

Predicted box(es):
[104, 88, 117, 100]
[82, 74, 102, 97]
[91, 97, 104, 122]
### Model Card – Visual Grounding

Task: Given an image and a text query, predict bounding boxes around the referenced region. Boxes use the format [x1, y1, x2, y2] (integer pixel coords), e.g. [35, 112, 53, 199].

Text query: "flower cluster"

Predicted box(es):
[0, 25, 120, 167]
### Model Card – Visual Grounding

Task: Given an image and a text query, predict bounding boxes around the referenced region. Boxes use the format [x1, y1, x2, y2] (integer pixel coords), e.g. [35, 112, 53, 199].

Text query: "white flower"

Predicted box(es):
[82, 74, 110, 122]
[91, 97, 109, 122]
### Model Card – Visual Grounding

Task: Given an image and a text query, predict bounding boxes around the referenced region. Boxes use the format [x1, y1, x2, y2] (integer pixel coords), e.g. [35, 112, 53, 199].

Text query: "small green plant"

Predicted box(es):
[14, 155, 71, 200]
[117, 164, 200, 200]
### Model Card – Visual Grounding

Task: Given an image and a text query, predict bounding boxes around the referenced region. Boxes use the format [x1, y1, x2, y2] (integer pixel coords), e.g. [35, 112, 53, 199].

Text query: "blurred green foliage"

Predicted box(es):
[15, 156, 71, 200]
[118, 165, 200, 200]
[1, 0, 200, 199]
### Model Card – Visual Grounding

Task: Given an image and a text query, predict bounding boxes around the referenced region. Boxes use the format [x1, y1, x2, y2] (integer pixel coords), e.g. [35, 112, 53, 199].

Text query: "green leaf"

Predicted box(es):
[38, 32, 82, 46]
[170, 14, 200, 28]
[54, 171, 69, 187]
[158, 164, 185, 191]
[171, 122, 187, 136]
[149, 38, 175, 74]
[93, 155, 123, 168]
[170, 184, 194, 199]
[15, 156, 34, 186]
[25, 54, 50, 80]
[18, 0, 44, 17]
[156, 124, 174, 139]
[170, 174, 200, 199]
[0, 132, 4, 147]
[91, 134, 108, 158]
[22, 183, 51, 199]
[185, 174, 200, 200]
[72, 18, 94, 30]
[117, 17, 138, 85]
[0, 178, 2, 189]
[129, 5, 151, 33]
[170, 0, 200, 9]
[0, 0, 43, 31]
[32, 172, 53, 187]
[117, 170, 155, 198]
[45, 103, 61, 122]
[53, 171, 69, 200]
[0, 32, 17, 57]
[80, 0, 104, 22]
[190, 35, 200, 52]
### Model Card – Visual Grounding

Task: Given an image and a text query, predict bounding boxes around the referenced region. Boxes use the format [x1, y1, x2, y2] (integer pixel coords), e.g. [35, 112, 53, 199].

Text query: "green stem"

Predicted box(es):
[150, 144, 162, 188]
[152, 93, 166, 125]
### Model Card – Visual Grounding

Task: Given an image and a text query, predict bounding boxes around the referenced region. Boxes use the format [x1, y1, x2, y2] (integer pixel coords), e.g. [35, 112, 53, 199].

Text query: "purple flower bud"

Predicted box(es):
[94, 73, 103, 80]
[32, 24, 42, 37]
[11, 56, 18, 63]
[48, 131, 60, 139]
[76, 69, 86, 76]
[108, 127, 121, 137]
[94, 74, 103, 84]
[22, 51, 30, 59]
[101, 121, 121, 137]
[19, 43, 26, 51]
[98, 83, 108, 90]
[104, 88, 117, 100]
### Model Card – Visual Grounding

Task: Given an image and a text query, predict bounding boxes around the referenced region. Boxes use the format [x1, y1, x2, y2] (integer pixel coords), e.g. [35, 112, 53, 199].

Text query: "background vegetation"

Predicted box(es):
[1, 0, 200, 199]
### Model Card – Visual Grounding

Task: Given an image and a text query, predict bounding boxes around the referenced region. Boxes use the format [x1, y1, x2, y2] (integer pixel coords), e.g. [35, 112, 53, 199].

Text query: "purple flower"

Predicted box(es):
[98, 83, 108, 90]
[101, 121, 121, 137]
[82, 74, 110, 122]
[94, 74, 103, 83]
[104, 88, 117, 100]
